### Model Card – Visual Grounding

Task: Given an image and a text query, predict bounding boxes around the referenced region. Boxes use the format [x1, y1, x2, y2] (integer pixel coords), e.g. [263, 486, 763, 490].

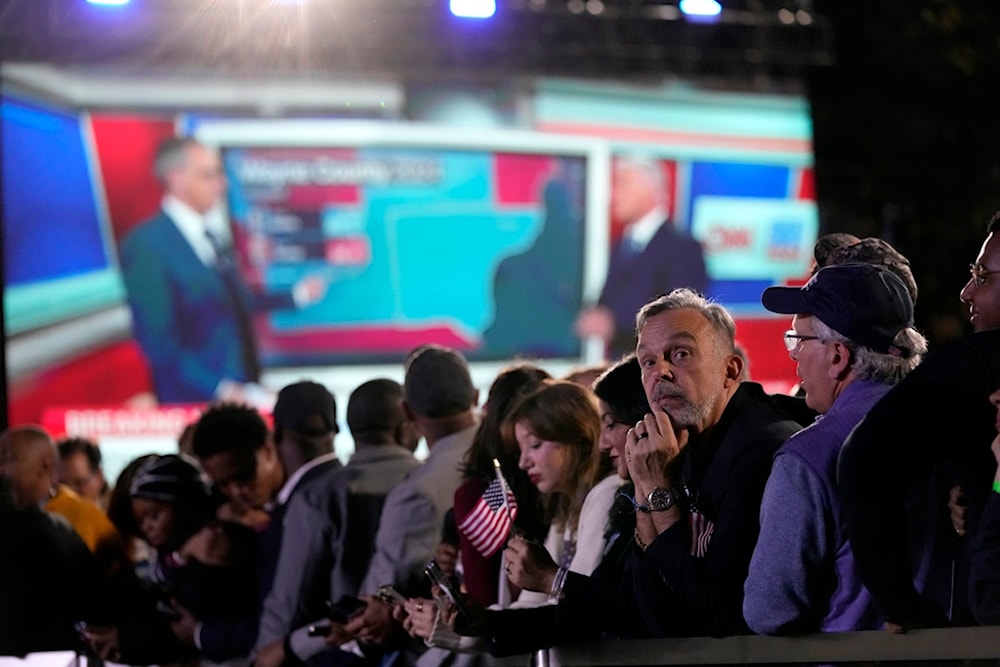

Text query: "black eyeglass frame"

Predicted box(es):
[969, 263, 1000, 287]
[783, 330, 822, 352]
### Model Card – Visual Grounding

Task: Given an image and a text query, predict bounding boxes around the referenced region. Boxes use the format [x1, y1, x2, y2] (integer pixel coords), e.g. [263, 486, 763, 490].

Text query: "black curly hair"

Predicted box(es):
[191, 403, 269, 460]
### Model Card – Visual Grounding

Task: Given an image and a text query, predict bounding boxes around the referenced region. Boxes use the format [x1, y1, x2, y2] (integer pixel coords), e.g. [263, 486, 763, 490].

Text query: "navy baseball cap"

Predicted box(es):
[761, 264, 914, 354]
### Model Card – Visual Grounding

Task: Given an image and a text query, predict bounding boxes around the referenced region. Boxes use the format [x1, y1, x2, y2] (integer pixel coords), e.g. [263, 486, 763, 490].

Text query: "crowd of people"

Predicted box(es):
[5, 217, 1000, 667]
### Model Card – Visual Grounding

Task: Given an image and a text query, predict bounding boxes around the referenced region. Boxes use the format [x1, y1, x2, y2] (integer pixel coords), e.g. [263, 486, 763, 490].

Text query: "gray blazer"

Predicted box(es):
[360, 423, 479, 596]
[256, 444, 421, 648]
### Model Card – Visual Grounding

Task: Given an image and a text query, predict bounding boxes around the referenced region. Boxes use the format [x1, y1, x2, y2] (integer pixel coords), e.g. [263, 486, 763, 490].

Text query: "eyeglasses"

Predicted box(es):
[969, 263, 1000, 287]
[783, 330, 822, 352]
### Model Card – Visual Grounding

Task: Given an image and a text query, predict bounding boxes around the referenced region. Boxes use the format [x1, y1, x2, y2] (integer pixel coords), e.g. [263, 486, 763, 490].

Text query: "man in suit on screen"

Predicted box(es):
[576, 157, 708, 359]
[119, 137, 325, 404]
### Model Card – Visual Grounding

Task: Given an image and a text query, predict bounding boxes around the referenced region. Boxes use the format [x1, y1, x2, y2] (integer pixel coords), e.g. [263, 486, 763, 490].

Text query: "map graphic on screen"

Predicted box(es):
[222, 146, 587, 365]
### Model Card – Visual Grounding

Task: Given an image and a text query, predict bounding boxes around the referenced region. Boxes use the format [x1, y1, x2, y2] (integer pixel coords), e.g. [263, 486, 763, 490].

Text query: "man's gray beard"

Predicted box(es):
[663, 385, 721, 429]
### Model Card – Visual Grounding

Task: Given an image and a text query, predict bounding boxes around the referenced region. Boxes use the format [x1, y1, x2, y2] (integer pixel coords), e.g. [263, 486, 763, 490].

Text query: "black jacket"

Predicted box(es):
[839, 330, 1000, 628]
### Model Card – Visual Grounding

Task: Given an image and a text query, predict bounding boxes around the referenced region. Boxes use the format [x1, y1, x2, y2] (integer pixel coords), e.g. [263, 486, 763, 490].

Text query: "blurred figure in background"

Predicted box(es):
[0, 426, 128, 582]
[190, 403, 286, 657]
[0, 434, 102, 657]
[119, 137, 326, 405]
[259, 380, 344, 640]
[256, 378, 421, 667]
[562, 363, 610, 390]
[828, 236, 918, 304]
[106, 453, 159, 576]
[340, 345, 479, 656]
[810, 232, 859, 274]
[192, 403, 284, 531]
[270, 380, 341, 492]
[82, 454, 257, 665]
[58, 436, 111, 510]
[576, 157, 707, 359]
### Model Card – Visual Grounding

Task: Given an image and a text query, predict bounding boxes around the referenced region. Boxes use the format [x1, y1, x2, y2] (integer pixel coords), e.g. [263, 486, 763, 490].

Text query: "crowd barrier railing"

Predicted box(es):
[553, 626, 1000, 665]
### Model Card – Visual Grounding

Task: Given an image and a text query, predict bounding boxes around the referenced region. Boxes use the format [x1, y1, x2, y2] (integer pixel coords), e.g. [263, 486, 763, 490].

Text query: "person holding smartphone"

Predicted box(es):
[400, 381, 614, 659]
[80, 454, 257, 665]
[322, 346, 479, 661]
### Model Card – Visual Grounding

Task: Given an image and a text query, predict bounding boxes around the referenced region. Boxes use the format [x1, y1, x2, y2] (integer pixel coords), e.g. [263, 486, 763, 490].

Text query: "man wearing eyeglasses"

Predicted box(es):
[743, 264, 927, 635]
[838, 211, 1000, 633]
[960, 215, 1000, 332]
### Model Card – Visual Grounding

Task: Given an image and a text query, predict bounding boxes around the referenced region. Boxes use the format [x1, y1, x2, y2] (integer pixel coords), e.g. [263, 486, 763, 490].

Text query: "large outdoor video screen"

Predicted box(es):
[3, 90, 817, 448]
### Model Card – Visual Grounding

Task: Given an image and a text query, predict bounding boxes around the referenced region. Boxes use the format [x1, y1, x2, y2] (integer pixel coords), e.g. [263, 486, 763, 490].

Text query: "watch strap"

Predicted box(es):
[646, 486, 685, 511]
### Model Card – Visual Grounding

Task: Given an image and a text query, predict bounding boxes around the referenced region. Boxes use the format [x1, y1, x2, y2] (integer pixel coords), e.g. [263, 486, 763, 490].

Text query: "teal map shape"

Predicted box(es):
[266, 150, 544, 337]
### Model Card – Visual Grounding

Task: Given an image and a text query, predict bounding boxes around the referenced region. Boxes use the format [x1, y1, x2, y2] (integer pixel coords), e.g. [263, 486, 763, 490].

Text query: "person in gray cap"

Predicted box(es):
[744, 264, 927, 635]
[339, 345, 479, 650]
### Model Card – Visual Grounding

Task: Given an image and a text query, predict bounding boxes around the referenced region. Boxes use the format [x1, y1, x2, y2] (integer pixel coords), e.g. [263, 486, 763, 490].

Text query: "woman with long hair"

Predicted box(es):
[401, 380, 609, 661]
[502, 380, 605, 604]
[454, 363, 551, 607]
[506, 354, 649, 599]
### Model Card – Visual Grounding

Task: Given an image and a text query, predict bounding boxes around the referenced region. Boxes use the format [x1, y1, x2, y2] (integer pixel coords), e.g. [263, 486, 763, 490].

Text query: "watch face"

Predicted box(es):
[647, 487, 680, 511]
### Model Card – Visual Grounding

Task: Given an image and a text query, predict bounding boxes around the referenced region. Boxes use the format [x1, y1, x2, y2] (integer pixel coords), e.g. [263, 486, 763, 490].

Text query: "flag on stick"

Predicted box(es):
[457, 459, 518, 557]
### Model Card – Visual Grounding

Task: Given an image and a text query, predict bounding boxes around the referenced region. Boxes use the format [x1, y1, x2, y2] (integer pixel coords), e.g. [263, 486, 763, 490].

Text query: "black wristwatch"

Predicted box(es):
[640, 486, 685, 512]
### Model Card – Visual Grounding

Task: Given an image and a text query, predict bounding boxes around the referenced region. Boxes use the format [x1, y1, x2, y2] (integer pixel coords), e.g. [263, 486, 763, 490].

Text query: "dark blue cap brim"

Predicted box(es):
[761, 285, 811, 315]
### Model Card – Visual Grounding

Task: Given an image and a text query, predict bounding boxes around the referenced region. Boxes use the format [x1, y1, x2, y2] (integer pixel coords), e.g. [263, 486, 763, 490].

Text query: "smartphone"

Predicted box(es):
[424, 559, 471, 625]
[376, 584, 407, 606]
[307, 623, 331, 637]
[326, 595, 367, 624]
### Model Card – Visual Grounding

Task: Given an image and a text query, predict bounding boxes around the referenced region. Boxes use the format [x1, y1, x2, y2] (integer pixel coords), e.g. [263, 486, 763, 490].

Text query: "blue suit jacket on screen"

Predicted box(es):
[119, 211, 277, 403]
[599, 220, 708, 356]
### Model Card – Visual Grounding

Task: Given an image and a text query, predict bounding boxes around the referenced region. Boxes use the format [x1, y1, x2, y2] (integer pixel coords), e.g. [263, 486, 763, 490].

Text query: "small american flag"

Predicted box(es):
[689, 511, 714, 558]
[458, 476, 518, 557]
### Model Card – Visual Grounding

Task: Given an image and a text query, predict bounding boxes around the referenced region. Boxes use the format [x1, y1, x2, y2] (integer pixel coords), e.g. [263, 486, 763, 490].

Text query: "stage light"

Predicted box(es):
[451, 0, 496, 18]
[679, 0, 722, 18]
[86, 0, 131, 5]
